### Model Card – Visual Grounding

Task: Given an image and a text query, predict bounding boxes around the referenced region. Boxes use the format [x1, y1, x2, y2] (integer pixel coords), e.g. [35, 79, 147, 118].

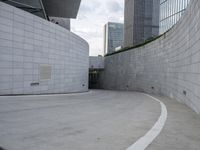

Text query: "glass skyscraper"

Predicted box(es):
[159, 0, 190, 34]
[124, 0, 160, 47]
[104, 22, 124, 55]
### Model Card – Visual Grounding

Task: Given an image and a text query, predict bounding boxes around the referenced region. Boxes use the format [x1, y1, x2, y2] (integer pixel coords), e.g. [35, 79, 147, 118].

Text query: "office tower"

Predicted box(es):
[124, 0, 160, 47]
[104, 22, 124, 55]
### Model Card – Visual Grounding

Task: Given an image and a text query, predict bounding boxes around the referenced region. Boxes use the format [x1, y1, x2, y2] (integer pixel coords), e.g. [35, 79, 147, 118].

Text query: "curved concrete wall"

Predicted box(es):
[0, 2, 89, 95]
[102, 0, 200, 114]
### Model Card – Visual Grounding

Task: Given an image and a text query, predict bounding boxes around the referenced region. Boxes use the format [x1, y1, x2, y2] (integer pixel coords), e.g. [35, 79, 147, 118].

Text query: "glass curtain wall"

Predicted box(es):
[159, 0, 190, 34]
[0, 0, 47, 19]
[104, 22, 124, 55]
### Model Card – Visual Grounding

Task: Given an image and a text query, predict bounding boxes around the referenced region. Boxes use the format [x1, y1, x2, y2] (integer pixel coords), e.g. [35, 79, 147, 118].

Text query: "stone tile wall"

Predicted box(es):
[0, 2, 89, 95]
[102, 0, 200, 113]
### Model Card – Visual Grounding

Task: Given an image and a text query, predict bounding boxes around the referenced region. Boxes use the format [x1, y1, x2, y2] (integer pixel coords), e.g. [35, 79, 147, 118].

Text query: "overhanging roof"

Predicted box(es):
[42, 0, 81, 18]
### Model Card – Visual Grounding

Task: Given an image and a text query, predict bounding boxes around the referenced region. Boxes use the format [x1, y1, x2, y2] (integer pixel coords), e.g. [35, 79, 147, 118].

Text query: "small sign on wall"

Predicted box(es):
[40, 65, 52, 80]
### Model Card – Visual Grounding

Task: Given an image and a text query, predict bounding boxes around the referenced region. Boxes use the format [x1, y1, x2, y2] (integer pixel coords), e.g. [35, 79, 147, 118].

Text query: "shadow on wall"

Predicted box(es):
[0, 147, 6, 150]
[101, 0, 200, 114]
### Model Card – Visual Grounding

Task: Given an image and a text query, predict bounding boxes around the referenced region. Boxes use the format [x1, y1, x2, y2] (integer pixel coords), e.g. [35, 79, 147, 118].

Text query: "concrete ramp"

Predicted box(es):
[0, 90, 200, 150]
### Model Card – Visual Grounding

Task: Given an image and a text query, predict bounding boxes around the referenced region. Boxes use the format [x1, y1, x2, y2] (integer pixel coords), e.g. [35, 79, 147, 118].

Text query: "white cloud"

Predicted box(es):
[71, 0, 124, 56]
[106, 1, 123, 13]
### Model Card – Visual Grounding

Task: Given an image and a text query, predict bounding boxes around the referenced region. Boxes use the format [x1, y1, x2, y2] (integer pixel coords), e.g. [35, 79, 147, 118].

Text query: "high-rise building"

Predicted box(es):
[159, 0, 190, 34]
[124, 0, 160, 47]
[104, 22, 124, 55]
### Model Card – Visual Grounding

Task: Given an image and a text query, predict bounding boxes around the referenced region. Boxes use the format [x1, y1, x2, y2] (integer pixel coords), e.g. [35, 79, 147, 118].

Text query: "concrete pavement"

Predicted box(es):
[0, 90, 200, 150]
[146, 95, 200, 150]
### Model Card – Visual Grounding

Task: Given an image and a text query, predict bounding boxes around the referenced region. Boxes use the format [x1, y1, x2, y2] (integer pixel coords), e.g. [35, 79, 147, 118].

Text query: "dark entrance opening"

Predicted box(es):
[89, 69, 103, 89]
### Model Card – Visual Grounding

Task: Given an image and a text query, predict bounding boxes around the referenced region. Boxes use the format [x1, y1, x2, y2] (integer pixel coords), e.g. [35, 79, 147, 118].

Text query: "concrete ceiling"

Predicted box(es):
[42, 0, 81, 18]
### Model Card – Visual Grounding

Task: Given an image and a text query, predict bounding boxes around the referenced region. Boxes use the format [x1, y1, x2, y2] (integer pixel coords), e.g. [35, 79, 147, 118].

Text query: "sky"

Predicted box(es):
[71, 0, 124, 56]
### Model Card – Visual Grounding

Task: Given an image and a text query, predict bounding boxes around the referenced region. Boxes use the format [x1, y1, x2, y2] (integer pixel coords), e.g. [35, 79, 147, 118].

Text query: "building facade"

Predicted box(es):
[159, 0, 190, 34]
[102, 0, 200, 114]
[0, 1, 89, 95]
[124, 0, 160, 47]
[0, 0, 47, 19]
[104, 22, 124, 55]
[49, 17, 71, 30]
[0, 0, 81, 30]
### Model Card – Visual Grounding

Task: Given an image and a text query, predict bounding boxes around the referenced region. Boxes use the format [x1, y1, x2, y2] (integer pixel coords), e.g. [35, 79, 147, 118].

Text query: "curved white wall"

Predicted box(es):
[0, 2, 89, 95]
[102, 0, 200, 114]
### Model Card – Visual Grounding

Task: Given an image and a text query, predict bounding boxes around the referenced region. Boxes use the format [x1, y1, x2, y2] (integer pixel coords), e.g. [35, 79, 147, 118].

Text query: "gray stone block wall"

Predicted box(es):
[102, 0, 200, 114]
[0, 2, 89, 95]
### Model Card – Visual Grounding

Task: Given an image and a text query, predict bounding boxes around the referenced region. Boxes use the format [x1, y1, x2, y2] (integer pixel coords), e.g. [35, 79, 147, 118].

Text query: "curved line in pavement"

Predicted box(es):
[126, 93, 168, 150]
